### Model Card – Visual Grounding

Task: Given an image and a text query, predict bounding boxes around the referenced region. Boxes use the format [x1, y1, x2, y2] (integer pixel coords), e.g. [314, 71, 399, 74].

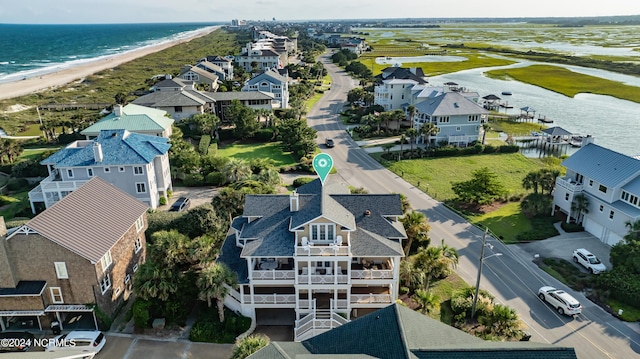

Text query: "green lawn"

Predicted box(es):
[216, 141, 297, 167]
[19, 148, 59, 161]
[486, 64, 640, 104]
[380, 153, 544, 202]
[467, 202, 531, 243]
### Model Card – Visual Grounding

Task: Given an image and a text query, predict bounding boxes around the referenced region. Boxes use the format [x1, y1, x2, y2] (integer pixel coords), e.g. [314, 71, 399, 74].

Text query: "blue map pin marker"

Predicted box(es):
[313, 153, 333, 186]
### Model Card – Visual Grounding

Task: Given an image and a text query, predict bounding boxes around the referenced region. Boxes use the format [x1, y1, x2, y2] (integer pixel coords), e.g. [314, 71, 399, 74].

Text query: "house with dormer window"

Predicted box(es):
[242, 69, 289, 109]
[0, 177, 147, 332]
[552, 143, 640, 246]
[217, 177, 406, 341]
[28, 129, 171, 213]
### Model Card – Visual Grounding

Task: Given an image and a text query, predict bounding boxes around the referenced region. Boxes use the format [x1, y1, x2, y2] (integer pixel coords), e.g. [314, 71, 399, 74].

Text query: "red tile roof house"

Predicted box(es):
[0, 177, 148, 332]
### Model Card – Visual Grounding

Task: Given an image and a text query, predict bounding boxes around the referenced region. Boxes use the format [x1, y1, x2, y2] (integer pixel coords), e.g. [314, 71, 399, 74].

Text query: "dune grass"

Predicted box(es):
[486, 64, 640, 103]
[216, 142, 297, 168]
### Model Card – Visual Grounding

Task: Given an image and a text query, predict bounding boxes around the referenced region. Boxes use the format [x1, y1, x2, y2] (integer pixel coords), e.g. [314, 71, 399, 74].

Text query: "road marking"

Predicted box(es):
[181, 341, 192, 359]
[121, 337, 138, 359]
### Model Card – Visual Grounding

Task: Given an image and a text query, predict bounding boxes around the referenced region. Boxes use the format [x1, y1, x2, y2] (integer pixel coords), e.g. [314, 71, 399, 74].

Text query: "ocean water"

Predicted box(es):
[0, 22, 223, 83]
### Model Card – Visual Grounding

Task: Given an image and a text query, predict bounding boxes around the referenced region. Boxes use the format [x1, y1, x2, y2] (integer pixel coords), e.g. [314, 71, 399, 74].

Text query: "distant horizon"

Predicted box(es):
[3, 14, 640, 26]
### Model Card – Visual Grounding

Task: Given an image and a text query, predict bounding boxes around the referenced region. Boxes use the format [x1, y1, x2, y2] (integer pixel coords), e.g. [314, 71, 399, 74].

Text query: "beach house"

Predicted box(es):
[373, 67, 429, 111]
[217, 177, 406, 341]
[28, 129, 172, 213]
[552, 143, 640, 246]
[199, 55, 234, 80]
[132, 78, 216, 121]
[206, 91, 275, 122]
[0, 177, 148, 332]
[242, 69, 289, 109]
[80, 104, 174, 139]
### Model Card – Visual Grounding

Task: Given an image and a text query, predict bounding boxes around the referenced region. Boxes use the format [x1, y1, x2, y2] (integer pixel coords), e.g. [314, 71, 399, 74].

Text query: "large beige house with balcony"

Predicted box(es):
[217, 177, 407, 341]
[552, 143, 640, 246]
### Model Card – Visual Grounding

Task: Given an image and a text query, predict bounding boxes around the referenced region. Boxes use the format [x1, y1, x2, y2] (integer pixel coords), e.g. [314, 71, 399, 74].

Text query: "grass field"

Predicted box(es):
[216, 142, 297, 167]
[486, 65, 640, 104]
[379, 153, 545, 202]
[467, 202, 530, 243]
[429, 273, 469, 324]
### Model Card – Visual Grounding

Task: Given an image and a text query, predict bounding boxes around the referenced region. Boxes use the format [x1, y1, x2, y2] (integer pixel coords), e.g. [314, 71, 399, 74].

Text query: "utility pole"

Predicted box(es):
[471, 227, 488, 319]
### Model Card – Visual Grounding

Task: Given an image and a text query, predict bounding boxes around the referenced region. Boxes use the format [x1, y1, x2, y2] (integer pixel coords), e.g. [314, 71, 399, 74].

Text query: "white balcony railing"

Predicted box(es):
[556, 177, 584, 193]
[243, 294, 296, 305]
[350, 294, 392, 304]
[295, 245, 350, 256]
[251, 270, 296, 281]
[351, 269, 394, 280]
[298, 274, 349, 285]
[39, 176, 88, 191]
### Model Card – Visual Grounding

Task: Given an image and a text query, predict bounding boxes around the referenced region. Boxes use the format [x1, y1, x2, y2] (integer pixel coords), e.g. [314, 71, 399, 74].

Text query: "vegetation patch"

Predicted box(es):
[216, 142, 297, 168]
[189, 305, 251, 343]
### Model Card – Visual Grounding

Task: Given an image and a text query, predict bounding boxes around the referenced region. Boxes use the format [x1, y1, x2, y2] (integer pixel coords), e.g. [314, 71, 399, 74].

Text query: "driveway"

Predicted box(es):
[158, 186, 219, 211]
[510, 223, 613, 272]
[97, 334, 233, 359]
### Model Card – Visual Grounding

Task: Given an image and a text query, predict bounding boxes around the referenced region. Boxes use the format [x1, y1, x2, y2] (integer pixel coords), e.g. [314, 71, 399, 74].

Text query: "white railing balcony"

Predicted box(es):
[28, 185, 44, 202]
[251, 270, 296, 281]
[351, 269, 394, 280]
[295, 245, 350, 256]
[298, 274, 348, 285]
[228, 287, 242, 302]
[39, 175, 88, 192]
[350, 293, 393, 304]
[374, 87, 390, 94]
[556, 177, 584, 193]
[330, 299, 349, 311]
[243, 293, 296, 305]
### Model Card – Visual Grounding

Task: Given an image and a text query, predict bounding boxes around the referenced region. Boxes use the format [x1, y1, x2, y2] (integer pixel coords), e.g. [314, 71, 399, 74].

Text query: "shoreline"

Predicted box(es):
[0, 26, 221, 102]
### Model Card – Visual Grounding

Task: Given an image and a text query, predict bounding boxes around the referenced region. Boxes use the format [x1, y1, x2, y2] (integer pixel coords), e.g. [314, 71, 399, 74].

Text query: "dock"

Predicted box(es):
[537, 115, 553, 124]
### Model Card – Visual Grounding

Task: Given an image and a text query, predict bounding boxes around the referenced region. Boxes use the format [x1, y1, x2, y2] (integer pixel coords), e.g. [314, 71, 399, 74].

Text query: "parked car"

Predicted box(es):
[45, 330, 106, 354]
[0, 331, 34, 352]
[573, 248, 607, 274]
[538, 286, 582, 316]
[169, 197, 190, 212]
[325, 138, 335, 148]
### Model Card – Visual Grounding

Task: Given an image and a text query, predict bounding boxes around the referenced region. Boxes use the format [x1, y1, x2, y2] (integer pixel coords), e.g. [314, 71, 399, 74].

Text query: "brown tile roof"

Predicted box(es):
[24, 177, 148, 263]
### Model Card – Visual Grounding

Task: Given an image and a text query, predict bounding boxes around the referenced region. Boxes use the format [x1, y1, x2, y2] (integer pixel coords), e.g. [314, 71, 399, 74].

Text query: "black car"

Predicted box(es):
[169, 197, 190, 212]
[325, 138, 335, 148]
[0, 331, 35, 352]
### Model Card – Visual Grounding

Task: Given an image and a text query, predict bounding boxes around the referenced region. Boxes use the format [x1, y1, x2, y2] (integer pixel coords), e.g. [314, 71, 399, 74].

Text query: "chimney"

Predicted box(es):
[290, 191, 299, 212]
[114, 104, 123, 117]
[0, 216, 6, 237]
[93, 142, 103, 163]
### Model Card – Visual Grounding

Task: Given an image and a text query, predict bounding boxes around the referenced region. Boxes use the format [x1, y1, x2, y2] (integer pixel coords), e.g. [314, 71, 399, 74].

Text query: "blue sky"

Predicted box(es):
[1, 0, 639, 24]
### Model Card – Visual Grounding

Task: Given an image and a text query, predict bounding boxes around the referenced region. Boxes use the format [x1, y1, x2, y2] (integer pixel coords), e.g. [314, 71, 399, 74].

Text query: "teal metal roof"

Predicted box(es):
[81, 103, 173, 135]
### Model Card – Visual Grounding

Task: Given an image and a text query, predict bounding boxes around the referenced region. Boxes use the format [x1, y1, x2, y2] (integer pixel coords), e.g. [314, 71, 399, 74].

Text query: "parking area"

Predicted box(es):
[95, 335, 234, 359]
[513, 223, 613, 272]
[158, 186, 218, 211]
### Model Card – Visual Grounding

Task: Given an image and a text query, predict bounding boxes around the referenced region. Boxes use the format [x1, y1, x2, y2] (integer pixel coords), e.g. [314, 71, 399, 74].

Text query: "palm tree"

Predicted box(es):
[481, 123, 491, 144]
[222, 159, 252, 184]
[479, 304, 523, 339]
[197, 262, 238, 322]
[412, 289, 440, 315]
[521, 171, 541, 194]
[134, 261, 179, 302]
[419, 122, 438, 148]
[624, 220, 640, 243]
[401, 210, 431, 255]
[413, 241, 459, 291]
[231, 334, 270, 359]
[399, 259, 424, 291]
[407, 105, 416, 129]
[570, 193, 589, 224]
[406, 128, 419, 153]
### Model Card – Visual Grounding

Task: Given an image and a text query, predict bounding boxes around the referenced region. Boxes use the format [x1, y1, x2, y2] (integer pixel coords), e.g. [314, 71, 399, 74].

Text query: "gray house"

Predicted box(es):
[28, 129, 172, 212]
[552, 143, 640, 245]
[242, 69, 289, 109]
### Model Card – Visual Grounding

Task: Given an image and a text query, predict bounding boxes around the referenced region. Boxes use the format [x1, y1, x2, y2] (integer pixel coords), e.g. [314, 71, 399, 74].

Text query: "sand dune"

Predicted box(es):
[0, 26, 220, 102]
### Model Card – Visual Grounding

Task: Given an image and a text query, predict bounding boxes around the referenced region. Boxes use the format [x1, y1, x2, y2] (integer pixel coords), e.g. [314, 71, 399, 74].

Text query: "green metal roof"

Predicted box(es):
[81, 103, 174, 135]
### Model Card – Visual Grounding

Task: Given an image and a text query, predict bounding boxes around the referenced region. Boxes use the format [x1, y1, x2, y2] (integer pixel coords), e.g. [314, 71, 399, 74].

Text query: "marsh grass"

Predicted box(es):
[486, 64, 640, 103]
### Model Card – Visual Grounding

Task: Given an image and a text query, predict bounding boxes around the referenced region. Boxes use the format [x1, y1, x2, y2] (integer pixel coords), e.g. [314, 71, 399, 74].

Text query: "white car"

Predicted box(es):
[45, 330, 106, 354]
[573, 248, 607, 274]
[538, 286, 582, 316]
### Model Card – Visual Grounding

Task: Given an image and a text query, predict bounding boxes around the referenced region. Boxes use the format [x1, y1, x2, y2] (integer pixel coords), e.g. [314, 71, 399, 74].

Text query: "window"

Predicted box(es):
[125, 274, 131, 284]
[136, 183, 146, 193]
[134, 166, 144, 175]
[115, 287, 121, 296]
[50, 287, 64, 304]
[100, 251, 112, 271]
[119, 166, 125, 173]
[456, 126, 461, 131]
[133, 264, 139, 273]
[589, 180, 593, 186]
[67, 169, 74, 178]
[175, 106, 183, 113]
[261, 82, 268, 87]
[439, 116, 450, 123]
[54, 262, 68, 279]
[87, 168, 94, 177]
[100, 274, 111, 294]
[134, 237, 142, 253]
[565, 193, 569, 201]
[599, 205, 604, 212]
[599, 185, 608, 193]
[609, 211, 615, 219]
[310, 224, 335, 242]
[104, 167, 110, 173]
[136, 216, 144, 232]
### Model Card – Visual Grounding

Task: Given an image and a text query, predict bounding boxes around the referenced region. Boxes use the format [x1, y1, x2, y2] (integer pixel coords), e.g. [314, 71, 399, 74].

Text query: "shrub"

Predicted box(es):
[208, 143, 218, 157]
[498, 145, 520, 153]
[167, 189, 173, 198]
[0, 195, 13, 206]
[159, 196, 167, 206]
[255, 128, 274, 141]
[198, 135, 212, 154]
[561, 222, 584, 232]
[7, 178, 29, 191]
[183, 173, 205, 187]
[206, 172, 225, 186]
[293, 177, 315, 188]
[399, 286, 410, 295]
[483, 144, 498, 153]
[189, 307, 252, 343]
[132, 298, 151, 329]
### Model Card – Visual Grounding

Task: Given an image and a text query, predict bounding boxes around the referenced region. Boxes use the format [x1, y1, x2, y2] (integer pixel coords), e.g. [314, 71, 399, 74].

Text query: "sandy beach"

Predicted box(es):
[0, 26, 220, 102]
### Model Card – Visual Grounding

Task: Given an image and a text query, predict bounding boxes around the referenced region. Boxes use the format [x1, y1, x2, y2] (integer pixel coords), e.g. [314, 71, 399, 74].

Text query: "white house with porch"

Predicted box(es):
[217, 177, 406, 341]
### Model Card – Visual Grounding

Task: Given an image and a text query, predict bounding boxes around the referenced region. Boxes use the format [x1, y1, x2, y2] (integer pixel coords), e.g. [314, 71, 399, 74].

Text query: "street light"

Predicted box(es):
[471, 227, 503, 319]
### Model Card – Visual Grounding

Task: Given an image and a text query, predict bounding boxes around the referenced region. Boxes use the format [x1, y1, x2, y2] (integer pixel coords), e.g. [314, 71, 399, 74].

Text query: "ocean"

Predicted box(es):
[0, 22, 224, 84]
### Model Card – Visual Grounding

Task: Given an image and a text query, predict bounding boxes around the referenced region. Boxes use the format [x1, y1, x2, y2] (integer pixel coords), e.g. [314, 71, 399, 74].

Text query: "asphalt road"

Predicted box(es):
[310, 53, 640, 359]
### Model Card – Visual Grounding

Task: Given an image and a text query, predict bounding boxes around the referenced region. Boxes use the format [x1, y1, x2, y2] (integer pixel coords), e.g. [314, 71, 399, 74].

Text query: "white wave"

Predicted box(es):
[0, 62, 9, 65]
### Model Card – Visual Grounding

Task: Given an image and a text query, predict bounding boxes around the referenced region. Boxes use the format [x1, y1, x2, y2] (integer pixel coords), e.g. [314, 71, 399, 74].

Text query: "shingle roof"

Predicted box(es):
[377, 67, 427, 84]
[0, 280, 46, 296]
[247, 70, 287, 85]
[181, 66, 219, 82]
[217, 232, 249, 284]
[132, 89, 208, 108]
[42, 129, 170, 167]
[80, 104, 173, 135]
[562, 144, 640, 188]
[249, 304, 577, 359]
[542, 126, 572, 137]
[18, 177, 148, 263]
[415, 92, 489, 116]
